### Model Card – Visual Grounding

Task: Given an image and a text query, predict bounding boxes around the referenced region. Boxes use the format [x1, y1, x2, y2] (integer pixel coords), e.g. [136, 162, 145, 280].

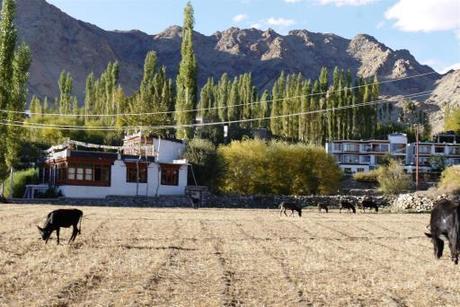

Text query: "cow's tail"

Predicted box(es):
[78, 212, 83, 234]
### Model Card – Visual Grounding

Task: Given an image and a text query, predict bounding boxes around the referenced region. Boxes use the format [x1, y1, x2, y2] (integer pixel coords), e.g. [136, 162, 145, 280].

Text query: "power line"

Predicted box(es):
[1, 71, 437, 118]
[0, 90, 432, 131]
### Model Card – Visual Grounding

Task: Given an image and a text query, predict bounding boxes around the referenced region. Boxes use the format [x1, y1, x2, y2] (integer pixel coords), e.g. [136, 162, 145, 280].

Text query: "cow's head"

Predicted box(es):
[37, 226, 51, 241]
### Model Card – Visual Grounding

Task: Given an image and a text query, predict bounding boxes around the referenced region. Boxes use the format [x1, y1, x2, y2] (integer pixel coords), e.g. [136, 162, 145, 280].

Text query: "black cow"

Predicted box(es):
[360, 197, 379, 212]
[279, 202, 302, 217]
[340, 200, 356, 213]
[318, 203, 329, 213]
[425, 199, 460, 264]
[37, 209, 83, 244]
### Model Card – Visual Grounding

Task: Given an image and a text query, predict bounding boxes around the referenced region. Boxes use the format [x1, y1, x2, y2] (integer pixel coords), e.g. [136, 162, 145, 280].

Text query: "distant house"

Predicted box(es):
[40, 132, 188, 198]
[325, 132, 460, 176]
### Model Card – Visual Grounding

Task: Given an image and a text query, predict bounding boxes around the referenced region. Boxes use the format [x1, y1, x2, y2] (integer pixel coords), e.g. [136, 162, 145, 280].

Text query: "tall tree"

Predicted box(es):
[58, 70, 73, 114]
[6, 43, 31, 174]
[0, 0, 17, 182]
[175, 2, 198, 140]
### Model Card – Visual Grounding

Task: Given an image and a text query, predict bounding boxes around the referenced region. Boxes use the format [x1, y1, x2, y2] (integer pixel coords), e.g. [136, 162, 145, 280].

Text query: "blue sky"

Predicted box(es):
[47, 0, 460, 73]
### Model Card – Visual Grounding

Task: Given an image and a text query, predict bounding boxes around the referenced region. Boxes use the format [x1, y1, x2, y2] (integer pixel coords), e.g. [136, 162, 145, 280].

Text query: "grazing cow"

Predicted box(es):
[37, 209, 83, 244]
[360, 197, 379, 213]
[425, 199, 460, 264]
[279, 202, 302, 217]
[339, 200, 356, 214]
[318, 203, 329, 213]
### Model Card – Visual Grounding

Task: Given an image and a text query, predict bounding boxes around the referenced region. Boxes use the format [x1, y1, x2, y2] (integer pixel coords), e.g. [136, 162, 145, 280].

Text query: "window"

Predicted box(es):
[85, 168, 93, 181]
[76, 168, 84, 180]
[357, 168, 365, 173]
[161, 165, 180, 186]
[65, 163, 111, 186]
[95, 166, 110, 182]
[391, 144, 406, 154]
[343, 154, 359, 164]
[333, 143, 342, 152]
[126, 163, 148, 183]
[419, 145, 431, 154]
[435, 146, 445, 154]
[68, 167, 76, 180]
[343, 143, 359, 152]
[344, 168, 352, 175]
[359, 155, 371, 163]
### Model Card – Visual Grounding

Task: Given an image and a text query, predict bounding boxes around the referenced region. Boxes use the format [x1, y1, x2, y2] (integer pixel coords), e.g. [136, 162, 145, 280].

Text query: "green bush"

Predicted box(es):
[184, 138, 222, 192]
[2, 168, 39, 198]
[439, 165, 460, 193]
[353, 169, 379, 183]
[377, 160, 412, 195]
[217, 140, 342, 195]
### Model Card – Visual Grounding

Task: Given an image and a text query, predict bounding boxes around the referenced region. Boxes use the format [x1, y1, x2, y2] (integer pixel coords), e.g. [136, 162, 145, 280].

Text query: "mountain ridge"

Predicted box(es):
[11, 0, 440, 102]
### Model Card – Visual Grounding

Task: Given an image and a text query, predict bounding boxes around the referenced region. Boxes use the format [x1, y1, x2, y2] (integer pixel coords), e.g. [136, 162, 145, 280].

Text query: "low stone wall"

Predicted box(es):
[390, 192, 448, 212]
[9, 194, 387, 209]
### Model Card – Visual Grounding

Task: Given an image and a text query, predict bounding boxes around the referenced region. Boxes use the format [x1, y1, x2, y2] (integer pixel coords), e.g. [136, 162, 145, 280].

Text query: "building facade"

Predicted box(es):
[41, 133, 188, 198]
[325, 133, 460, 176]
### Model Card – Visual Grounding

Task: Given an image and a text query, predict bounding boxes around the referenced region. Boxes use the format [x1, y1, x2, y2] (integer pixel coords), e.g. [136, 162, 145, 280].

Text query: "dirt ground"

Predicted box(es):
[0, 204, 459, 307]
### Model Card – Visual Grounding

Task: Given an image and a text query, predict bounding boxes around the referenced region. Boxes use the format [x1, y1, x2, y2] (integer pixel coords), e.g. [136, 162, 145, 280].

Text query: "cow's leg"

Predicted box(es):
[325, 207, 328, 213]
[448, 231, 459, 264]
[283, 208, 288, 216]
[279, 207, 283, 216]
[339, 207, 342, 213]
[69, 226, 77, 243]
[433, 237, 444, 259]
[56, 228, 60, 245]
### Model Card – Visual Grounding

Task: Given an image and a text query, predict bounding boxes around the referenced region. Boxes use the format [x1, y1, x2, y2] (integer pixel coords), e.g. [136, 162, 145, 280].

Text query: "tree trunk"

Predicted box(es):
[9, 168, 14, 199]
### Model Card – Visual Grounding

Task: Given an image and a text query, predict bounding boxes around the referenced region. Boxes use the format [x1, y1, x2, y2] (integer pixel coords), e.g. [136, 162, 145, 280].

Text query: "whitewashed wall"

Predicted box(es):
[153, 139, 185, 163]
[58, 160, 188, 198]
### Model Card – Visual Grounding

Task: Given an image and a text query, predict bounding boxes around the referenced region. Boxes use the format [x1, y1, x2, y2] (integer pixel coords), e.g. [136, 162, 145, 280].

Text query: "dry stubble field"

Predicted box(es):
[1, 204, 460, 306]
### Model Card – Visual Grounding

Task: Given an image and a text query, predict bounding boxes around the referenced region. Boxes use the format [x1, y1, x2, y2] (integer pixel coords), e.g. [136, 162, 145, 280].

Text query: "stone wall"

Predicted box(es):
[390, 192, 450, 212]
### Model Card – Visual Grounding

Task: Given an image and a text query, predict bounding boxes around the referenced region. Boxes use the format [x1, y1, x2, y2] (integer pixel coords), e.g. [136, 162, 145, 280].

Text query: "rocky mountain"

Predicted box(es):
[423, 70, 460, 134]
[13, 0, 440, 102]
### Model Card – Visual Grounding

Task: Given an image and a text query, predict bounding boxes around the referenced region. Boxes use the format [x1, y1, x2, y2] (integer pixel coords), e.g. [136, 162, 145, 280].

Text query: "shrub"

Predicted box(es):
[2, 168, 39, 198]
[353, 169, 379, 183]
[377, 160, 412, 195]
[184, 138, 222, 192]
[438, 165, 460, 194]
[217, 140, 342, 195]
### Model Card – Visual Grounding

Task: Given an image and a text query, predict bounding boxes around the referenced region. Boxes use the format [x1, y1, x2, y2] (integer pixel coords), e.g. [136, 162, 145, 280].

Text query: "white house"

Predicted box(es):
[41, 133, 188, 198]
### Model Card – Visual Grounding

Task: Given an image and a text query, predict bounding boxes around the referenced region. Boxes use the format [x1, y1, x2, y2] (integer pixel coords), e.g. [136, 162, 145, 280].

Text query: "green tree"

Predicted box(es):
[6, 43, 32, 174]
[0, 0, 17, 183]
[377, 160, 412, 195]
[175, 2, 198, 140]
[58, 70, 73, 114]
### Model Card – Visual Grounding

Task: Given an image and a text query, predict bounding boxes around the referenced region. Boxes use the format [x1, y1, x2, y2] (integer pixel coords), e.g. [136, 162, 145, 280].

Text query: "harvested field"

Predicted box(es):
[0, 204, 459, 306]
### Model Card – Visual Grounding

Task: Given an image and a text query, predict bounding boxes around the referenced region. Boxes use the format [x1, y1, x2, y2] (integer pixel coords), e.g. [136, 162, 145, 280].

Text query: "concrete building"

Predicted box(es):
[40, 133, 188, 198]
[325, 133, 460, 176]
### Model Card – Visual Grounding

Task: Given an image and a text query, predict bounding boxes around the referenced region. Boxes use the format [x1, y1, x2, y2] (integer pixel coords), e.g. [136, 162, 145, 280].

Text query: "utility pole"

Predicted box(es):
[415, 125, 420, 191]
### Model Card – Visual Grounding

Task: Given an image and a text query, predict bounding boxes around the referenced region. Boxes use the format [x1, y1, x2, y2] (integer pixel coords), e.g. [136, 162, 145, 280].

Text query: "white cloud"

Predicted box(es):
[317, 0, 377, 6]
[284, 0, 303, 3]
[233, 14, 248, 23]
[385, 0, 460, 34]
[266, 17, 296, 27]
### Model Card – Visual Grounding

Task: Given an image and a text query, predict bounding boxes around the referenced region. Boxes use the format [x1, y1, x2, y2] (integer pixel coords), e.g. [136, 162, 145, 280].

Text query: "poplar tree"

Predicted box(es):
[84, 72, 96, 117]
[175, 1, 197, 140]
[6, 43, 31, 174]
[58, 70, 73, 114]
[0, 0, 17, 182]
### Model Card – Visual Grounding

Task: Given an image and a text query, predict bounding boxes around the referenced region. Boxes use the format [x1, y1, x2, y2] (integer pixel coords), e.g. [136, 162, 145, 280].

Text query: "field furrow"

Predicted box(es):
[1, 205, 460, 306]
